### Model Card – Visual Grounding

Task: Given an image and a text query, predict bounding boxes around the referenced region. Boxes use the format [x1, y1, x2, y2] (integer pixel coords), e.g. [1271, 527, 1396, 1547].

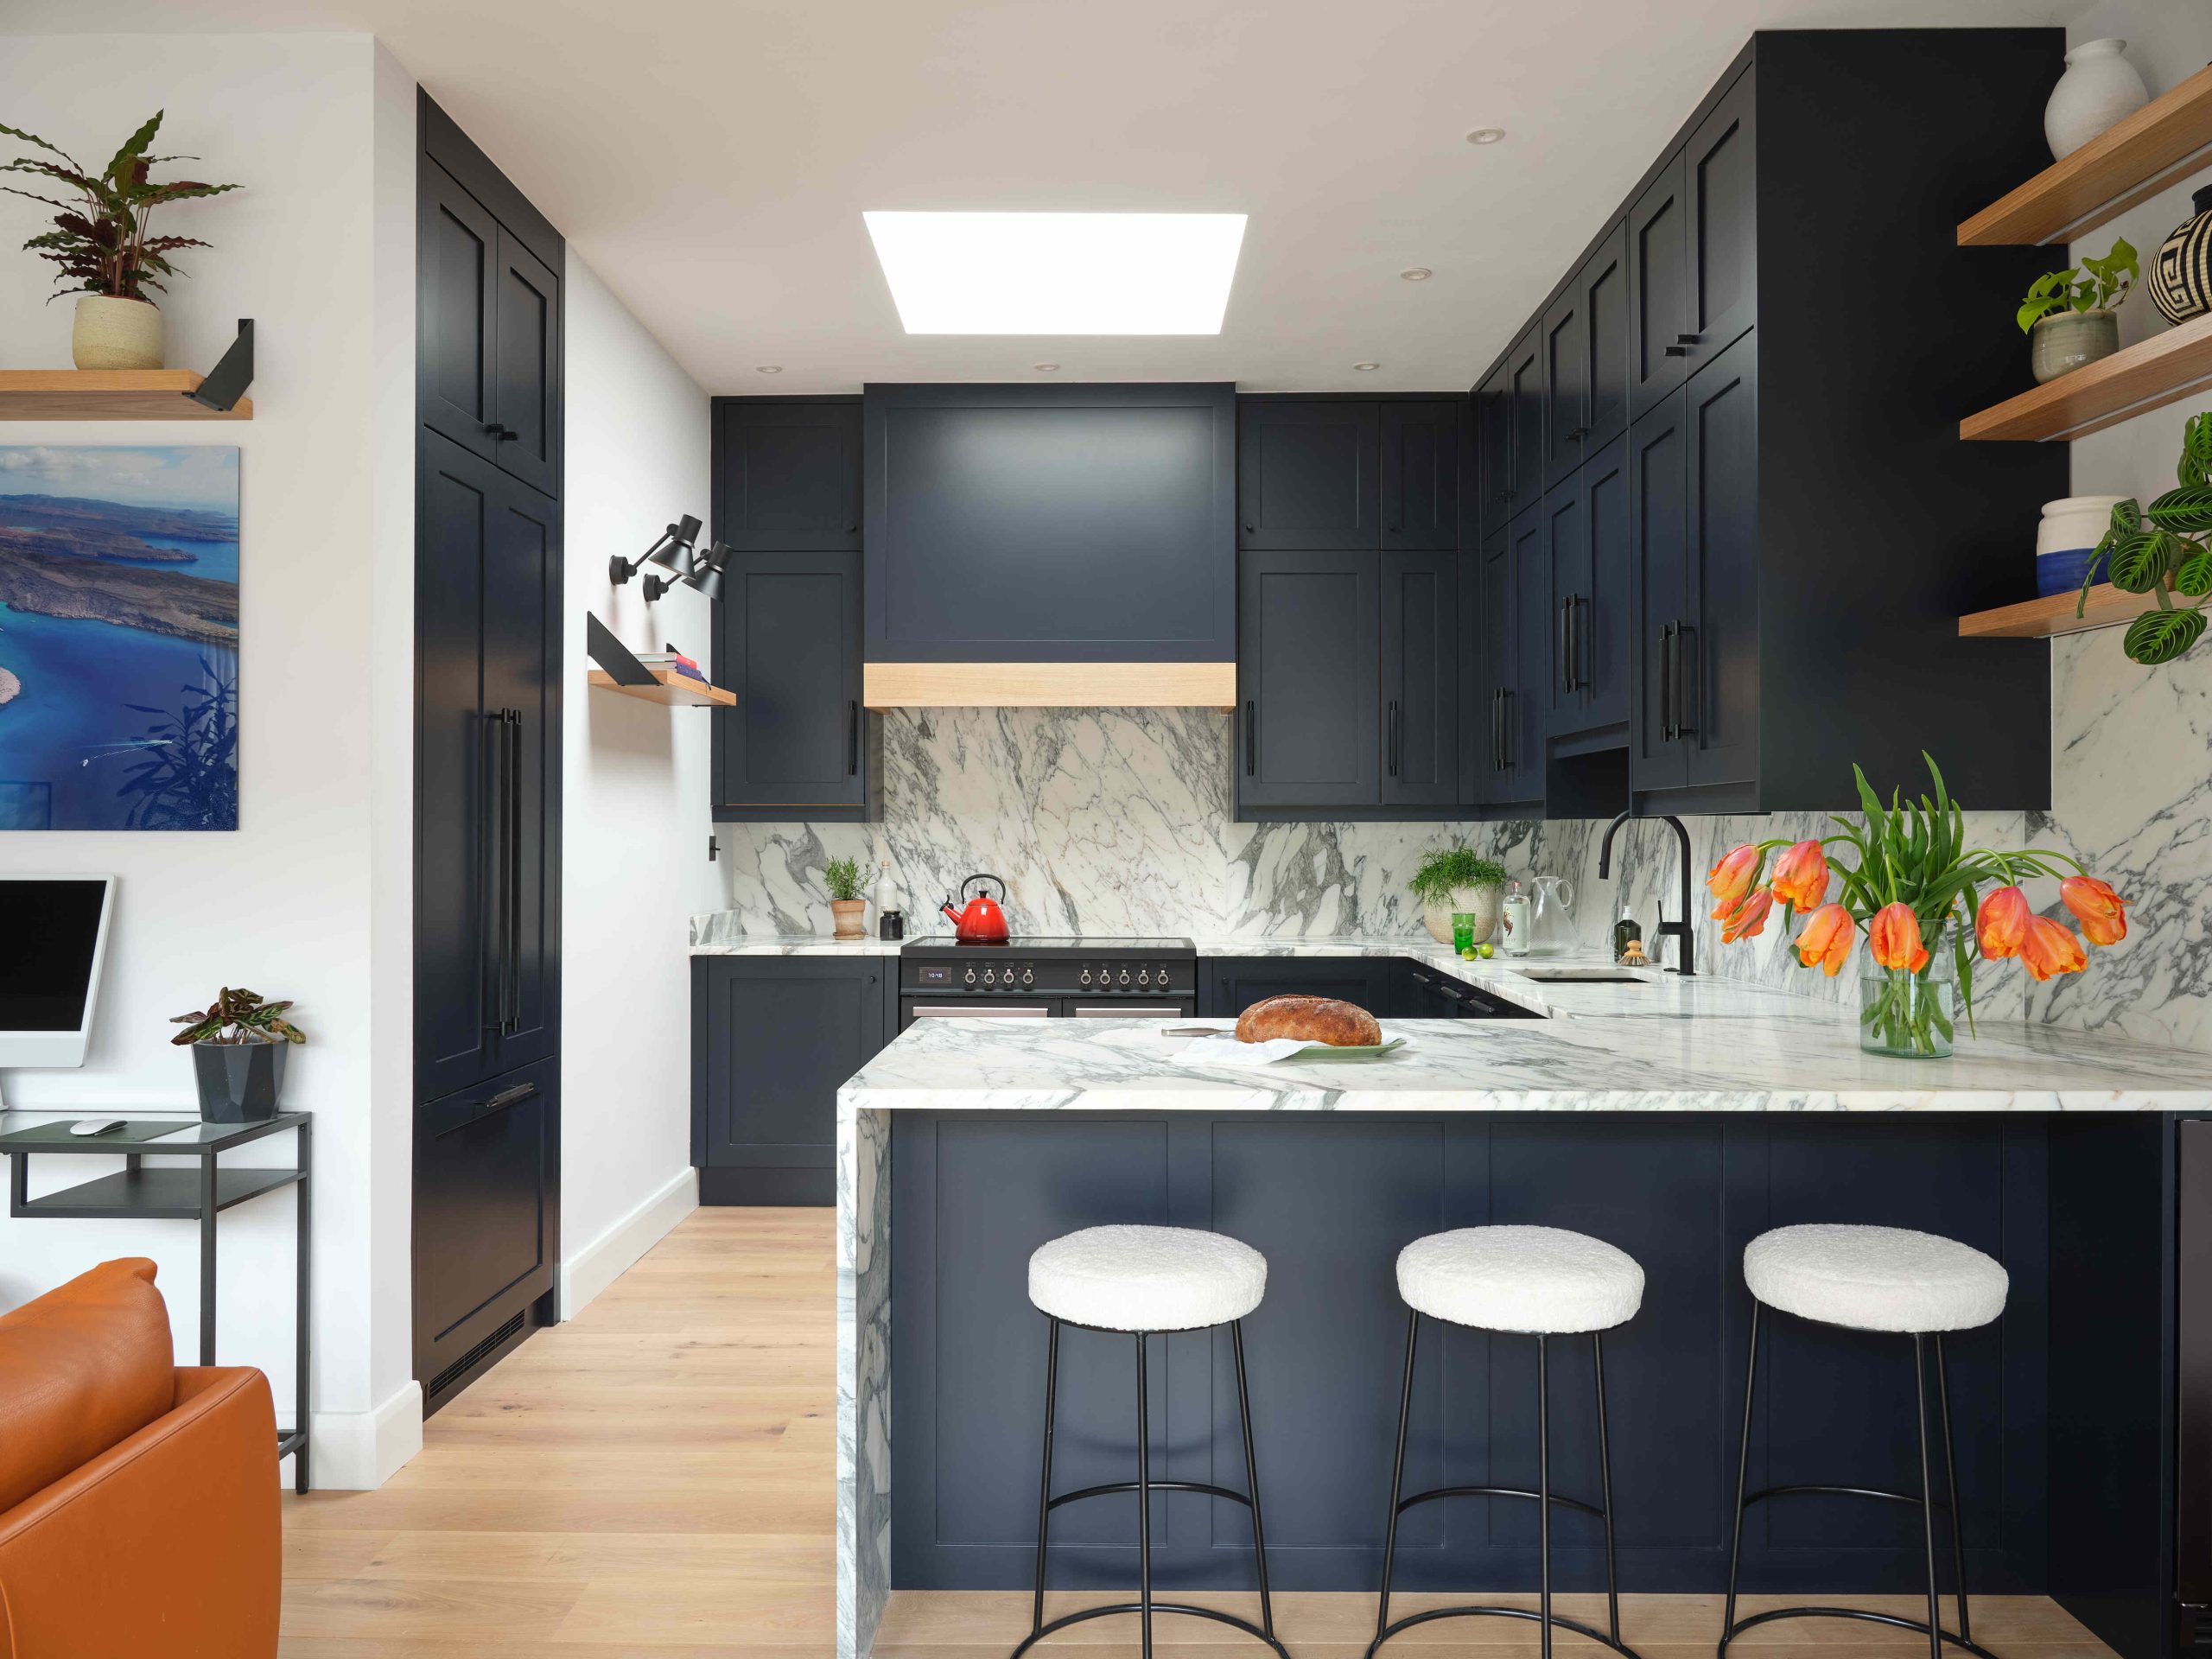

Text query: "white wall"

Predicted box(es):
[556, 255, 716, 1310]
[0, 34, 420, 1487]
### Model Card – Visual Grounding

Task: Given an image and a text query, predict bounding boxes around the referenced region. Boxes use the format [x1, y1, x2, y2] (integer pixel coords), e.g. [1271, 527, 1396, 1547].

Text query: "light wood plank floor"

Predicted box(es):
[279, 1208, 2119, 1658]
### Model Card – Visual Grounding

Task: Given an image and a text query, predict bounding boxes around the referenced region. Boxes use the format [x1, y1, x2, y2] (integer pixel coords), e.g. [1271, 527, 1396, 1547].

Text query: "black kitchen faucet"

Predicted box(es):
[1598, 810, 1697, 976]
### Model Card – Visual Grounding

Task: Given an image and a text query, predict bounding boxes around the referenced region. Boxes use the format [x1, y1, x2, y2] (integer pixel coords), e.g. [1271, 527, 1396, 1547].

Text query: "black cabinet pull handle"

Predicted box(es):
[848, 522, 859, 533]
[1659, 623, 1675, 741]
[1243, 523, 1255, 534]
[474, 1082, 537, 1118]
[1677, 333, 1700, 345]
[1674, 620, 1698, 739]
[505, 709, 524, 1036]
[1387, 700, 1401, 777]
[1560, 598, 1573, 696]
[1244, 701, 1256, 775]
[480, 711, 505, 1033]
[1492, 688, 1504, 772]
[1500, 689, 1512, 771]
[1663, 345, 1688, 358]
[482, 422, 518, 442]
[1571, 594, 1586, 692]
[848, 701, 860, 776]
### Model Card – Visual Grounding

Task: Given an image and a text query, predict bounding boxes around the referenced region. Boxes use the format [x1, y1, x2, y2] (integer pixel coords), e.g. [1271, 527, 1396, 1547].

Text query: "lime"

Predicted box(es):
[1476, 942, 1495, 959]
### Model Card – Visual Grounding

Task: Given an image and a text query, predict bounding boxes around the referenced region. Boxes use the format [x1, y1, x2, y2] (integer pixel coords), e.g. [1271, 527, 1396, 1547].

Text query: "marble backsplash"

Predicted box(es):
[709, 634, 2211, 1052]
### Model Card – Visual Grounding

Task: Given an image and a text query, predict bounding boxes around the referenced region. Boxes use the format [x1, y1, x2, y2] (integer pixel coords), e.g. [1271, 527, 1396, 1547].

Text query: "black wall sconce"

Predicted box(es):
[609, 515, 731, 602]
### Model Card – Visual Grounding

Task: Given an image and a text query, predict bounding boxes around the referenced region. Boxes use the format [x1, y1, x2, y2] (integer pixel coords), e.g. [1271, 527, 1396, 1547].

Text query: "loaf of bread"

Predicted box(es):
[1234, 995, 1382, 1047]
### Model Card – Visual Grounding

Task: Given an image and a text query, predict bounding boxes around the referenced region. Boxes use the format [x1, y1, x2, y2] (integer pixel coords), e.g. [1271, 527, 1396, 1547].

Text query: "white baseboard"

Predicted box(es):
[560, 1166, 698, 1319]
[303, 1378, 423, 1491]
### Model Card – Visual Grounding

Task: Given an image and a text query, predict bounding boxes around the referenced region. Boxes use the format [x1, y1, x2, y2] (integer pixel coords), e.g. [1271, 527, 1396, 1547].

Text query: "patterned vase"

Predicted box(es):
[2151, 184, 2212, 327]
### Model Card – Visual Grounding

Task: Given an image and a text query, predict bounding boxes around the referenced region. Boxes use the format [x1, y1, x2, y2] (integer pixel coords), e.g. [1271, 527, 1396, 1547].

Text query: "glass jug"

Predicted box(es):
[1527, 874, 1576, 957]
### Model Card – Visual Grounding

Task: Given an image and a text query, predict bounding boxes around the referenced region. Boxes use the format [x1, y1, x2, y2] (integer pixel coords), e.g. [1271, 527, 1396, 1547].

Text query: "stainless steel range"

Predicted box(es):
[897, 937, 1197, 1030]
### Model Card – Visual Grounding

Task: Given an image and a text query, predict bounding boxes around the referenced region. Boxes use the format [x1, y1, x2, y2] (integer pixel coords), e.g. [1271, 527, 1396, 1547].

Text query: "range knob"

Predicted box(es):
[963, 967, 977, 986]
[982, 966, 997, 986]
[1079, 968, 1091, 986]
[1136, 968, 1151, 986]
[1117, 969, 1132, 987]
[1020, 967, 1035, 986]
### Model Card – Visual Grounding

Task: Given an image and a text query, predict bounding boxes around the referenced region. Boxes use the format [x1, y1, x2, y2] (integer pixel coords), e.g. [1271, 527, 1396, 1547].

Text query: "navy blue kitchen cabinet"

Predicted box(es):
[865, 382, 1234, 664]
[690, 956, 886, 1206]
[1464, 512, 1544, 812]
[1627, 391, 1689, 794]
[1548, 432, 1630, 741]
[1235, 550, 1378, 814]
[1464, 529, 1513, 809]
[1540, 282, 1586, 493]
[716, 399, 861, 550]
[710, 547, 873, 821]
[1683, 67, 1757, 371]
[1503, 327, 1545, 520]
[1381, 550, 1458, 809]
[1378, 400, 1465, 552]
[1543, 225, 1630, 494]
[1238, 399, 1380, 550]
[1474, 363, 1513, 541]
[1201, 956, 1397, 1019]
[1626, 156, 1690, 423]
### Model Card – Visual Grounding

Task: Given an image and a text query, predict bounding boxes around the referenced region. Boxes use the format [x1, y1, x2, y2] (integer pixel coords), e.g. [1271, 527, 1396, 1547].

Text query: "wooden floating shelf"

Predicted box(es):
[0, 370, 252, 421]
[587, 668, 734, 708]
[1960, 62, 2212, 246]
[1958, 582, 2139, 639]
[1961, 314, 2212, 442]
[862, 660, 1238, 709]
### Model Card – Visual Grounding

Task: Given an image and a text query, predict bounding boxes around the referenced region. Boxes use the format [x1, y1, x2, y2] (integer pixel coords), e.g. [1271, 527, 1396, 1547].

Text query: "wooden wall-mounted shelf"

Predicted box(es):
[1960, 62, 2212, 247]
[587, 668, 734, 708]
[1961, 314, 2212, 441]
[1958, 582, 2140, 639]
[0, 370, 253, 421]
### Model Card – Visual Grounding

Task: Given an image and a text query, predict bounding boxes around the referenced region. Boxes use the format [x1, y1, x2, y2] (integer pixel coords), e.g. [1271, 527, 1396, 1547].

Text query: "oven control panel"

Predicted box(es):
[901, 953, 1195, 996]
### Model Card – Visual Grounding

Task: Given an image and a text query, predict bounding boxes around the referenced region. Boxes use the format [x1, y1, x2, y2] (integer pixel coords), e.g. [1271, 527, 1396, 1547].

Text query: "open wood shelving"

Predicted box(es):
[0, 370, 253, 421]
[1960, 313, 2212, 442]
[1957, 582, 2142, 640]
[587, 667, 735, 708]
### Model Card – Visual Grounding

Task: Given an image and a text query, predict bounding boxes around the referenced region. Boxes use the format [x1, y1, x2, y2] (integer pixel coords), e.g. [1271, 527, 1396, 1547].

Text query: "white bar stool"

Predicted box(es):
[1014, 1224, 1285, 1659]
[1370, 1224, 1647, 1659]
[1720, 1223, 2011, 1659]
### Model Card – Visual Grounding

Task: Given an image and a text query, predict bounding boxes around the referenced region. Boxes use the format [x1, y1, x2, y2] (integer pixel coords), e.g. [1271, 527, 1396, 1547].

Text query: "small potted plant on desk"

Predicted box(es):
[171, 988, 304, 1122]
[824, 857, 868, 941]
[1408, 844, 1507, 948]
[2018, 237, 2137, 384]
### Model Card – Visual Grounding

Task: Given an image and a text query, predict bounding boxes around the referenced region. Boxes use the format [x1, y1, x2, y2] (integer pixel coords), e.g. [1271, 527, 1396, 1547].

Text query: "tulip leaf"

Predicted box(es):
[2107, 529, 2179, 594]
[2124, 606, 2209, 666]
[2147, 485, 2212, 534]
[2177, 546, 2212, 600]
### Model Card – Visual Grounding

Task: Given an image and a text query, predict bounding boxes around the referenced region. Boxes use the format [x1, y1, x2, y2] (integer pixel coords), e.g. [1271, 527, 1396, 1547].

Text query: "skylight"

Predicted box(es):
[861, 212, 1247, 335]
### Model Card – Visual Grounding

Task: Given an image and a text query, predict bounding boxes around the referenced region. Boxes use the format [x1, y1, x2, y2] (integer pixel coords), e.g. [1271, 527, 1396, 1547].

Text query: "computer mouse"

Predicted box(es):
[67, 1118, 125, 1137]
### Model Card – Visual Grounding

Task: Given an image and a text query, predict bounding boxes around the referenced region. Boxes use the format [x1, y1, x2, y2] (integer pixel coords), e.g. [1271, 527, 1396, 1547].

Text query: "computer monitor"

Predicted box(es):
[0, 875, 116, 1067]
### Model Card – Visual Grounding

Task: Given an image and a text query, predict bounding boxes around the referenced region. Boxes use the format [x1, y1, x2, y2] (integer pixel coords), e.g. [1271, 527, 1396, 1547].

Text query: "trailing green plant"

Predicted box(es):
[2017, 237, 2138, 332]
[1407, 843, 1508, 904]
[2, 110, 239, 305]
[2076, 409, 2212, 665]
[169, 987, 304, 1047]
[823, 856, 866, 902]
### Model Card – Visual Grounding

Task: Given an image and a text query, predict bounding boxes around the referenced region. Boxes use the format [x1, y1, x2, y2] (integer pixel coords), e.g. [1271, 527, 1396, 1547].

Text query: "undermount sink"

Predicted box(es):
[1510, 967, 1650, 983]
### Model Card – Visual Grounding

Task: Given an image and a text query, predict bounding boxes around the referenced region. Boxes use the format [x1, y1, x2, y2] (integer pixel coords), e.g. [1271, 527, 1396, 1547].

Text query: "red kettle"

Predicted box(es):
[939, 874, 1010, 944]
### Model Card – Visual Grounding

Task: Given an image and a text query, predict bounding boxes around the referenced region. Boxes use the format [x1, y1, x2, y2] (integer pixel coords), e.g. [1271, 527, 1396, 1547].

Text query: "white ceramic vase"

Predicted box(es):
[71, 296, 165, 371]
[2044, 38, 2148, 161]
[1421, 884, 1503, 947]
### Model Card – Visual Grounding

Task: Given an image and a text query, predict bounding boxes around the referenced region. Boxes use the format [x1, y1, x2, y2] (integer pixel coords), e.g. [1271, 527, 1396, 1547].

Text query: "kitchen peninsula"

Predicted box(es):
[829, 946, 2212, 1659]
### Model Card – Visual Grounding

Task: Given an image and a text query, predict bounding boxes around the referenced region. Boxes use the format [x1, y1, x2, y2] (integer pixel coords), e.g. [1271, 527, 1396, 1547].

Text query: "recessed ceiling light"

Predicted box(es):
[862, 211, 1248, 334]
[1033, 362, 1061, 372]
[1352, 361, 1381, 372]
[1400, 267, 1433, 282]
[1465, 126, 1507, 146]
[754, 365, 783, 374]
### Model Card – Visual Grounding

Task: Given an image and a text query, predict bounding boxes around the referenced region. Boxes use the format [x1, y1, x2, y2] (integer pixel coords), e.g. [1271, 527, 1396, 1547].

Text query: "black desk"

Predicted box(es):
[0, 1110, 312, 1491]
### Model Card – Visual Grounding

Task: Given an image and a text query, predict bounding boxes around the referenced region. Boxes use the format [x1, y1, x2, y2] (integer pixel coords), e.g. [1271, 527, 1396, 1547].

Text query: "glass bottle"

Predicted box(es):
[1499, 880, 1532, 957]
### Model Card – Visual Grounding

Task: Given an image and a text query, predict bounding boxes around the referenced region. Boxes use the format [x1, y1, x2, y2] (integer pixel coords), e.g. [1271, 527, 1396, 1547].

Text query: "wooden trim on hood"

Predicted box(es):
[863, 662, 1236, 709]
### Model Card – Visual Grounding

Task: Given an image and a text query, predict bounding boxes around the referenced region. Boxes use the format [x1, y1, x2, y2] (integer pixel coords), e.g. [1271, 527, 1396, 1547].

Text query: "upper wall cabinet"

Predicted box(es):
[1504, 328, 1545, 518]
[1684, 71, 1757, 367]
[867, 382, 1235, 664]
[718, 401, 862, 550]
[1237, 400, 1380, 550]
[1474, 366, 1513, 541]
[1627, 156, 1690, 423]
[1378, 400, 1465, 551]
[418, 158, 562, 498]
[1236, 549, 1378, 813]
[1543, 224, 1631, 490]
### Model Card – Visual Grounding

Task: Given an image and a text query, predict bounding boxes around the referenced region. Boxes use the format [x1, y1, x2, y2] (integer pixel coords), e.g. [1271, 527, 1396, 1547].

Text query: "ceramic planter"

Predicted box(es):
[830, 899, 868, 941]
[2030, 309, 2119, 385]
[71, 296, 165, 371]
[2036, 494, 2127, 596]
[1422, 884, 1502, 947]
[2044, 37, 2148, 161]
[193, 1039, 288, 1122]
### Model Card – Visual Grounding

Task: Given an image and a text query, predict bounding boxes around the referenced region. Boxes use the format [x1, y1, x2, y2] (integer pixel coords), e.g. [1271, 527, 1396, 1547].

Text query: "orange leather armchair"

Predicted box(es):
[0, 1258, 278, 1659]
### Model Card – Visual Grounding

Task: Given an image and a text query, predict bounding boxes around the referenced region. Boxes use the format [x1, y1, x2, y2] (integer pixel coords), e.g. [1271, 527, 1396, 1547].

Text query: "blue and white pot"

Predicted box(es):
[2037, 495, 2126, 597]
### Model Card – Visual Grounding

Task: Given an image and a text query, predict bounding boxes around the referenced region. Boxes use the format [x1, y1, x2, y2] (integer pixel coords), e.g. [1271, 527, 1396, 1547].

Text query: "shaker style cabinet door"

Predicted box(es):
[1380, 550, 1458, 808]
[1238, 402, 1381, 550]
[1685, 67, 1758, 368]
[1379, 400, 1462, 551]
[1465, 528, 1514, 808]
[1541, 284, 1587, 491]
[417, 160, 501, 469]
[1236, 550, 1379, 811]
[1579, 432, 1632, 734]
[1474, 365, 1515, 542]
[490, 226, 561, 496]
[1628, 155, 1691, 423]
[1581, 221, 1631, 457]
[1504, 327, 1546, 519]
[719, 402, 862, 550]
[1680, 331, 1760, 792]
[1542, 476, 1586, 733]
[1627, 391, 1689, 796]
[712, 549, 866, 817]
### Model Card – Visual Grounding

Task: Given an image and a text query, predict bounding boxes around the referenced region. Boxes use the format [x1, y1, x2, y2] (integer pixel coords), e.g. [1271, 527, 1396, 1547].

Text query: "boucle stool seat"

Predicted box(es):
[1396, 1225, 1645, 1334]
[1028, 1224, 1268, 1332]
[1743, 1224, 2008, 1333]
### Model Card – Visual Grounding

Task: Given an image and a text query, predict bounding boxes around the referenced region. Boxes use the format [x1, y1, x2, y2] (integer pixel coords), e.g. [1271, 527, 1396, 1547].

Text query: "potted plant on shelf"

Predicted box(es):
[2018, 238, 2137, 385]
[2073, 410, 2212, 665]
[1408, 844, 1507, 947]
[1, 110, 239, 371]
[1706, 754, 2126, 1059]
[824, 856, 868, 941]
[169, 987, 304, 1122]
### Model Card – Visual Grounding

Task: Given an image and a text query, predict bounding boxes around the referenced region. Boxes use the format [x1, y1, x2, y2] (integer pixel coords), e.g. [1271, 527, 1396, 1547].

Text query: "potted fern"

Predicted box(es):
[1408, 844, 1507, 946]
[169, 987, 304, 1122]
[824, 856, 868, 940]
[2, 110, 239, 370]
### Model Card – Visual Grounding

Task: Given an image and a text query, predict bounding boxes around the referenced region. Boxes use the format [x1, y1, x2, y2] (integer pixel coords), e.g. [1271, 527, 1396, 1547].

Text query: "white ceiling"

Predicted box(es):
[10, 0, 2070, 393]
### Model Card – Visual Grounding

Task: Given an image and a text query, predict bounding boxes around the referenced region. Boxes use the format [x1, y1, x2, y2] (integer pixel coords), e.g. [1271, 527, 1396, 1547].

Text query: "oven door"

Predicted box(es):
[899, 998, 1058, 1033]
[1069, 999, 1195, 1020]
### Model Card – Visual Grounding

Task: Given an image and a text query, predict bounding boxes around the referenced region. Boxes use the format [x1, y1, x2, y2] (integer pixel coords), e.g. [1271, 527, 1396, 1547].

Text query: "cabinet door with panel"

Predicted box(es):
[1581, 222, 1631, 457]
[418, 159, 501, 468]
[1379, 400, 1462, 551]
[1541, 477, 1586, 734]
[1381, 550, 1458, 808]
[1684, 67, 1757, 366]
[1509, 510, 1549, 799]
[1628, 392, 1689, 796]
[1203, 957, 1396, 1020]
[1627, 155, 1689, 423]
[1680, 330, 1759, 791]
[719, 402, 862, 550]
[1474, 365, 1514, 540]
[1578, 432, 1631, 732]
[713, 549, 867, 817]
[490, 226, 561, 495]
[1236, 550, 1379, 811]
[1466, 528, 1513, 808]
[1238, 402, 1380, 550]
[1541, 285, 1587, 490]
[693, 957, 884, 1206]
[1504, 328, 1545, 518]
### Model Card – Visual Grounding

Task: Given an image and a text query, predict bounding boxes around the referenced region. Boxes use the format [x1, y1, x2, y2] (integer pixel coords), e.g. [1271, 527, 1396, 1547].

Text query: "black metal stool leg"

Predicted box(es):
[1594, 1331, 1622, 1648]
[1135, 1331, 1154, 1659]
[1936, 1334, 1972, 1646]
[1029, 1319, 1060, 1638]
[1373, 1308, 1419, 1649]
[1232, 1320, 1277, 1641]
[1537, 1333, 1554, 1659]
[1719, 1300, 1760, 1655]
[1912, 1337, 1942, 1659]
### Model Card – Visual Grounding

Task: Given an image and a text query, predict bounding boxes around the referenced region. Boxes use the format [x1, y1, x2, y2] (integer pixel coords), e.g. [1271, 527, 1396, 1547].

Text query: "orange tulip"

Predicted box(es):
[1719, 887, 1774, 944]
[1976, 885, 2030, 960]
[1796, 903, 1855, 976]
[1707, 843, 1760, 907]
[2019, 915, 2088, 982]
[2060, 875, 2129, 947]
[1868, 902, 1930, 974]
[1769, 839, 1830, 912]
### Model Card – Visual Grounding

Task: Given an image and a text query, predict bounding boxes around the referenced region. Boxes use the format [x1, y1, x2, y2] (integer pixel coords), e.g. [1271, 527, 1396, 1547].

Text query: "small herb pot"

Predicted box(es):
[193, 1039, 288, 1122]
[2030, 309, 2120, 384]
[830, 899, 868, 941]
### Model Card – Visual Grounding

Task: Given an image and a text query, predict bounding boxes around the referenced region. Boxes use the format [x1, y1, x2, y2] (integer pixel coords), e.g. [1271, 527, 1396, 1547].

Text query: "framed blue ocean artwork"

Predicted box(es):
[0, 446, 240, 831]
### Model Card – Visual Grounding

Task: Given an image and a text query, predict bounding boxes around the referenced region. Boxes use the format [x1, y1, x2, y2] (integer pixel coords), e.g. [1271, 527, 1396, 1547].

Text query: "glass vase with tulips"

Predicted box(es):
[1703, 754, 2130, 1059]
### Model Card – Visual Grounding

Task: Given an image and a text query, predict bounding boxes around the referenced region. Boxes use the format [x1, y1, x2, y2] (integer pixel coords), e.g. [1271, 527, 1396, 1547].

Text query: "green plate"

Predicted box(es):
[1283, 1037, 1407, 1061]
